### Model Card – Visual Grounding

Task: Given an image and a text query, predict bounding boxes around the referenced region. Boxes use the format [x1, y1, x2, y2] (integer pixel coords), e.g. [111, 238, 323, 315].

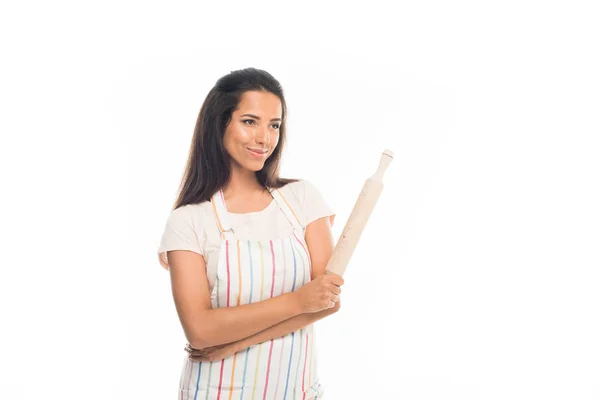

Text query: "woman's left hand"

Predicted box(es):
[185, 342, 242, 362]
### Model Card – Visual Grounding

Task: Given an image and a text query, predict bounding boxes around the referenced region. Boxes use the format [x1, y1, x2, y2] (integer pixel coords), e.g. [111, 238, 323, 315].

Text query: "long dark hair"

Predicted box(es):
[172, 67, 299, 210]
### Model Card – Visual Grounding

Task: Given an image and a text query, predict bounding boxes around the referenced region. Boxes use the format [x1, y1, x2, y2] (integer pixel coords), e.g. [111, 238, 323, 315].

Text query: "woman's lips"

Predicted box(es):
[247, 148, 267, 158]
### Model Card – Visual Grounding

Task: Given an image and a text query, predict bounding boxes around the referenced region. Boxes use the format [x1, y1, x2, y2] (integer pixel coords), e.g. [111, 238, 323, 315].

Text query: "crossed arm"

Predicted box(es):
[188, 298, 340, 361]
[186, 215, 338, 361]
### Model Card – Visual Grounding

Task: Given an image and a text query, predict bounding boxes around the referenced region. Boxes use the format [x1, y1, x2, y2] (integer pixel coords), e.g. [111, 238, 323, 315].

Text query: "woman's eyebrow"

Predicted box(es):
[240, 113, 282, 121]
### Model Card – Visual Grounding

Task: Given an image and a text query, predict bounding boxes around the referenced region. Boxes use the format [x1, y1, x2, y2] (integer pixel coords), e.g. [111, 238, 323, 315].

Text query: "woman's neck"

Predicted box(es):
[222, 167, 266, 199]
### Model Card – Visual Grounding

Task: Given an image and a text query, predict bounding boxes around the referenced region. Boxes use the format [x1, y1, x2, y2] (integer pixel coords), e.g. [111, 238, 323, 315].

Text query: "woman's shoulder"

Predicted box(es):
[278, 178, 324, 198]
[276, 178, 311, 192]
[275, 179, 307, 201]
[166, 201, 213, 225]
[157, 201, 212, 270]
[276, 178, 328, 210]
[275, 178, 334, 227]
[171, 200, 211, 213]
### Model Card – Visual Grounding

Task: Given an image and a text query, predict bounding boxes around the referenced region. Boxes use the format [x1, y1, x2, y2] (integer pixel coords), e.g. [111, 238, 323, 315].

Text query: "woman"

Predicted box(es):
[157, 67, 343, 400]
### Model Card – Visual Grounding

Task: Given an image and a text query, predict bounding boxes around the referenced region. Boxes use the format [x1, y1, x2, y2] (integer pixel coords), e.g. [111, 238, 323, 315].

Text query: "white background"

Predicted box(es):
[1, 1, 599, 399]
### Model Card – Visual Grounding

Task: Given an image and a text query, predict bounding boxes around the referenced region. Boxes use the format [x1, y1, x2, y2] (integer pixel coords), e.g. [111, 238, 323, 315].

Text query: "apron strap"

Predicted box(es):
[270, 187, 304, 232]
[211, 186, 304, 240]
[210, 188, 235, 240]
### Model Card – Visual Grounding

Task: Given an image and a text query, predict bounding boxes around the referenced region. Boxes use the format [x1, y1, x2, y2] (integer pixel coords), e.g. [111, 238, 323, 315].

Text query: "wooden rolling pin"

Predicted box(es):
[325, 149, 394, 276]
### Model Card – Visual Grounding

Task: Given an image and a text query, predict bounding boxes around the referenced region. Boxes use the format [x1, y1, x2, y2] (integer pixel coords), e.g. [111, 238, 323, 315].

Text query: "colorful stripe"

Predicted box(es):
[228, 241, 242, 399]
[280, 239, 287, 295]
[248, 240, 254, 303]
[236, 240, 242, 305]
[261, 241, 277, 399]
[275, 236, 289, 399]
[290, 238, 307, 287]
[252, 242, 266, 400]
[273, 336, 285, 399]
[210, 198, 227, 239]
[228, 353, 238, 400]
[217, 239, 231, 400]
[239, 242, 252, 399]
[308, 325, 314, 393]
[216, 254, 220, 308]
[275, 188, 303, 227]
[292, 235, 308, 399]
[240, 347, 251, 400]
[301, 331, 309, 400]
[259, 242, 265, 301]
[290, 238, 297, 292]
[269, 240, 276, 298]
[299, 243, 307, 285]
[293, 232, 311, 280]
[251, 343, 263, 400]
[194, 361, 202, 400]
[283, 332, 295, 400]
[262, 339, 275, 400]
[225, 239, 231, 307]
[293, 330, 304, 400]
[184, 186, 321, 398]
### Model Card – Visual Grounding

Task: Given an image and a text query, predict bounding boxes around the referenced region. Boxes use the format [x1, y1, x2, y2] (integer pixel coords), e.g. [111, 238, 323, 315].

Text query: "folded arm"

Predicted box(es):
[170, 215, 338, 351]
[195, 216, 339, 356]
[236, 215, 339, 347]
[168, 250, 305, 349]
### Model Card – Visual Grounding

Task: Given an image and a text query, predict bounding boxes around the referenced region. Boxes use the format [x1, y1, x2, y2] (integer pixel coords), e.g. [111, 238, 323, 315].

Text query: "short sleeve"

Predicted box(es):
[301, 179, 336, 228]
[157, 206, 205, 270]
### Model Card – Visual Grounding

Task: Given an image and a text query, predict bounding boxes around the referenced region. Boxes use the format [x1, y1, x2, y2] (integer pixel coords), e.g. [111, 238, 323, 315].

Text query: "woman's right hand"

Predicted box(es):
[295, 273, 344, 313]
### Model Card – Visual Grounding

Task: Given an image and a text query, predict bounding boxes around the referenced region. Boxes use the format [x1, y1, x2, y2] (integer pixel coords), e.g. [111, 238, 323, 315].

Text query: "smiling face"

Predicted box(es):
[223, 90, 282, 173]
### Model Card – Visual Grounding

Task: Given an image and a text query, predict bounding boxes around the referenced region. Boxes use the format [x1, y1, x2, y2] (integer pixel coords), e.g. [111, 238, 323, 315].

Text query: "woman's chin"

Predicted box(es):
[241, 161, 265, 171]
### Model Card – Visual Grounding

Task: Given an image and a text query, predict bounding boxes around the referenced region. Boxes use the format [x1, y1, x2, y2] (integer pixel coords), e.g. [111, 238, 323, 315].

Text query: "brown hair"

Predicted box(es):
[171, 67, 299, 210]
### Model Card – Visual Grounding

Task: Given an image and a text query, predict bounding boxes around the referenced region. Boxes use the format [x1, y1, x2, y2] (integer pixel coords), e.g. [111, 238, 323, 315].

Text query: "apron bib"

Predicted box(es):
[179, 186, 324, 400]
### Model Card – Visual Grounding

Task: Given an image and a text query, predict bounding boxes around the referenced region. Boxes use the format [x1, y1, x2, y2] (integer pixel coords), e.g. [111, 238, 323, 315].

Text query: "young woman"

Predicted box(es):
[157, 67, 343, 400]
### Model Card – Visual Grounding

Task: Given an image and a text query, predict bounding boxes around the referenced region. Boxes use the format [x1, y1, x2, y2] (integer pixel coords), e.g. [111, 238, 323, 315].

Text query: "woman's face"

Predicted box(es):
[224, 90, 282, 172]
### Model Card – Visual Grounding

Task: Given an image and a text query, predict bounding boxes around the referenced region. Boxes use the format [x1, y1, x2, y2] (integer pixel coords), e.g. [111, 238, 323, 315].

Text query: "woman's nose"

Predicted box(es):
[256, 126, 270, 145]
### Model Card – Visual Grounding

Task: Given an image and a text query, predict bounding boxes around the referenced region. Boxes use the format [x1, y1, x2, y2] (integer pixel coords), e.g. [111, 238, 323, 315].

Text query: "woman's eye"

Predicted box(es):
[243, 119, 279, 129]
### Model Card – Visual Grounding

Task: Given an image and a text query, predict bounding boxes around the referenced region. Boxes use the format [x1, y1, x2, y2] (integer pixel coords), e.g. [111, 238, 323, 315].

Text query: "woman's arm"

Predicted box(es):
[169, 250, 305, 350]
[241, 215, 339, 345]
[171, 215, 338, 350]
[188, 216, 340, 360]
[240, 298, 340, 346]
[188, 299, 340, 361]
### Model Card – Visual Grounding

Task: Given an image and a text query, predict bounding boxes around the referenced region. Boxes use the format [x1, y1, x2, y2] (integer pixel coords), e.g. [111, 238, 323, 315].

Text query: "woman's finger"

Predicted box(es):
[187, 349, 208, 356]
[190, 354, 211, 362]
[190, 352, 209, 358]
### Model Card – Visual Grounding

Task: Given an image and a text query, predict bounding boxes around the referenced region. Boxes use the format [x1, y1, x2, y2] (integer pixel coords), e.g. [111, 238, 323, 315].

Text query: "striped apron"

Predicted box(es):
[178, 186, 324, 400]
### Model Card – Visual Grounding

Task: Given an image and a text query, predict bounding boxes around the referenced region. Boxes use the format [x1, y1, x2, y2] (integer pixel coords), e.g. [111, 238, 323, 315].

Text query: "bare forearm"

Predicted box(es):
[237, 304, 338, 350]
[193, 291, 302, 349]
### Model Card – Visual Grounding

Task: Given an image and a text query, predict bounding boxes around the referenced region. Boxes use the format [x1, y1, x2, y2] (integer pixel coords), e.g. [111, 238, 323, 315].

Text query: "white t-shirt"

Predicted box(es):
[157, 179, 335, 290]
